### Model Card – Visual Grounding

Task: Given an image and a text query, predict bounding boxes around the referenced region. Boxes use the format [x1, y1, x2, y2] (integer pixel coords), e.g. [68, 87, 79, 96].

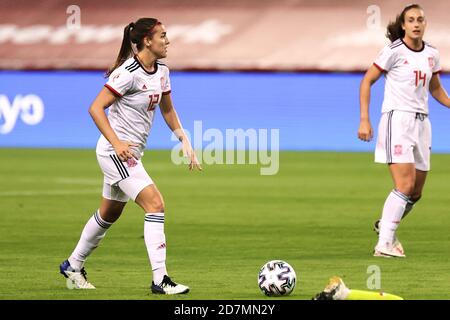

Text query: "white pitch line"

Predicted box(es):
[0, 189, 101, 197]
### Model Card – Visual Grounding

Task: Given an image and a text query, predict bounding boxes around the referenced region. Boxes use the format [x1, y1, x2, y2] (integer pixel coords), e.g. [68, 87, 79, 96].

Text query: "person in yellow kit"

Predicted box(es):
[313, 277, 403, 300]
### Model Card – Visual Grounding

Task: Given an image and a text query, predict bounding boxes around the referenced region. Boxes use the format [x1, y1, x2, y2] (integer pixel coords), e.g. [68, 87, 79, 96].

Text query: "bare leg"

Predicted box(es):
[99, 197, 127, 222]
[135, 184, 165, 213]
[388, 163, 416, 196]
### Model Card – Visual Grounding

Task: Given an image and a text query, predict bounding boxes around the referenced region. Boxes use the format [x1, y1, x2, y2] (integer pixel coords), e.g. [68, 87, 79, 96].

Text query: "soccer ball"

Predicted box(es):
[258, 260, 296, 296]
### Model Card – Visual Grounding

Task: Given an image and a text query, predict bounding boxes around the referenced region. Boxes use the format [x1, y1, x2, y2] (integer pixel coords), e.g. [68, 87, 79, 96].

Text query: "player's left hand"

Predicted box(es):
[182, 140, 202, 171]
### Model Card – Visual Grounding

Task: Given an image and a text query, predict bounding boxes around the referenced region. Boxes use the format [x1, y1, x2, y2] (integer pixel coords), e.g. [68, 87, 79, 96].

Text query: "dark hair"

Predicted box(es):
[386, 4, 423, 42]
[106, 18, 161, 77]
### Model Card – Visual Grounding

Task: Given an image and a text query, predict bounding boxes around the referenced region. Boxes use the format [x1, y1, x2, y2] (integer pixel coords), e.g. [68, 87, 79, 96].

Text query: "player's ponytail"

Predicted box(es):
[106, 18, 161, 77]
[386, 4, 423, 42]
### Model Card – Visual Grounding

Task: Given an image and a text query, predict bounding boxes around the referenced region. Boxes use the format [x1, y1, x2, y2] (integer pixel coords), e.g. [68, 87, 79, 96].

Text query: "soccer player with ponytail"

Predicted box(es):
[60, 18, 200, 294]
[358, 4, 450, 257]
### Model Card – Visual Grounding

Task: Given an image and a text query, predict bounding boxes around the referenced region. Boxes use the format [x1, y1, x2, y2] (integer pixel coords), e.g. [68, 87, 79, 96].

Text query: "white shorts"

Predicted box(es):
[375, 110, 431, 171]
[96, 153, 154, 202]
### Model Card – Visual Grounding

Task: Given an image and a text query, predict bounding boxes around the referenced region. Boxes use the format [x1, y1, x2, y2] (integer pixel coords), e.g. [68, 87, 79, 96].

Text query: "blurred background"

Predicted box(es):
[1, 0, 449, 151]
[1, 0, 450, 301]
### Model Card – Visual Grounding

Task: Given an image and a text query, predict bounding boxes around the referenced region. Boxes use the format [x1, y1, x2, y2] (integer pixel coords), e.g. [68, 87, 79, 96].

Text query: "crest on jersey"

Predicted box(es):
[113, 73, 120, 82]
[428, 57, 435, 68]
[160, 76, 166, 91]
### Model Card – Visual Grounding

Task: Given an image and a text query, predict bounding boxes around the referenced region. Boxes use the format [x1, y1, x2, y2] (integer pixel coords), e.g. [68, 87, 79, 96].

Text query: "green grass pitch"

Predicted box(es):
[0, 149, 449, 300]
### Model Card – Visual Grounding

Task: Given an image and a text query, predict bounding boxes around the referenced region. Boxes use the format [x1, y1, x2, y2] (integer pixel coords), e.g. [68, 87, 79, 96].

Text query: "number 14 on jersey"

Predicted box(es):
[414, 70, 426, 87]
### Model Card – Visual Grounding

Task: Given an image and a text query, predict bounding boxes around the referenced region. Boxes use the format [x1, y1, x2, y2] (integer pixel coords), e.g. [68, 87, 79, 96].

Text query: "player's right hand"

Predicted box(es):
[358, 120, 373, 142]
[113, 140, 139, 162]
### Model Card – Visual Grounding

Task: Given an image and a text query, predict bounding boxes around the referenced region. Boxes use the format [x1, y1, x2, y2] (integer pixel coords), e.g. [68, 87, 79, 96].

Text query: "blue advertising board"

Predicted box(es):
[0, 71, 449, 152]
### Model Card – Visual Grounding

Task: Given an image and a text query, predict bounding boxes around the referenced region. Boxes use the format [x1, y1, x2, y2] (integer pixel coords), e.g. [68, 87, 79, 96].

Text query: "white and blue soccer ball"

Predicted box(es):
[258, 260, 297, 296]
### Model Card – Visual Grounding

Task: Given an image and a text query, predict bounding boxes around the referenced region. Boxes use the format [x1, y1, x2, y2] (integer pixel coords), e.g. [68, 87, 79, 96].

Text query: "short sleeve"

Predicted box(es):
[373, 46, 396, 72]
[162, 67, 171, 95]
[105, 69, 133, 97]
[432, 51, 442, 74]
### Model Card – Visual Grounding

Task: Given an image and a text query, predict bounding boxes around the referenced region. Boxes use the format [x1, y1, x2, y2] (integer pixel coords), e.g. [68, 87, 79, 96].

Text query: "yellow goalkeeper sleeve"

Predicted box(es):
[346, 290, 403, 300]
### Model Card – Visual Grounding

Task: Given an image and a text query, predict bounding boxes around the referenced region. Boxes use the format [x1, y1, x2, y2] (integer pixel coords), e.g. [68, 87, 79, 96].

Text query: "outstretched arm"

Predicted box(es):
[159, 93, 202, 171]
[429, 73, 450, 108]
[358, 64, 383, 142]
[88, 87, 138, 161]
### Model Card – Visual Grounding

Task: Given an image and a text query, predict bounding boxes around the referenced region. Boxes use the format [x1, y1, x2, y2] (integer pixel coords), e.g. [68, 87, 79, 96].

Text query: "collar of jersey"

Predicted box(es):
[133, 55, 159, 75]
[400, 38, 425, 53]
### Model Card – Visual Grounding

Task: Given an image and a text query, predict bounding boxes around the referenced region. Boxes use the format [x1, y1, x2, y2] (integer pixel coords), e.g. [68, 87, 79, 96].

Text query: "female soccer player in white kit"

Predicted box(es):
[358, 4, 450, 257]
[59, 18, 201, 293]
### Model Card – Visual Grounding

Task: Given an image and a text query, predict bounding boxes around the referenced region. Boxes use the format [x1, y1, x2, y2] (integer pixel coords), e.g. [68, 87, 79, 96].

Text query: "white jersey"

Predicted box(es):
[374, 39, 441, 114]
[96, 56, 171, 158]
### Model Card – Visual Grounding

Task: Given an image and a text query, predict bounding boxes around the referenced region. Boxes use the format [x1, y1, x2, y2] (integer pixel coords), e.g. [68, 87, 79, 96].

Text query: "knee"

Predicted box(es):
[145, 197, 165, 213]
[135, 186, 166, 213]
[151, 199, 165, 213]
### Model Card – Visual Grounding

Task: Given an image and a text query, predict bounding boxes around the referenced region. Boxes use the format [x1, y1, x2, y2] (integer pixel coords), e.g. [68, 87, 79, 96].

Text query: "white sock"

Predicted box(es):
[68, 209, 113, 271]
[377, 190, 408, 247]
[144, 213, 167, 285]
